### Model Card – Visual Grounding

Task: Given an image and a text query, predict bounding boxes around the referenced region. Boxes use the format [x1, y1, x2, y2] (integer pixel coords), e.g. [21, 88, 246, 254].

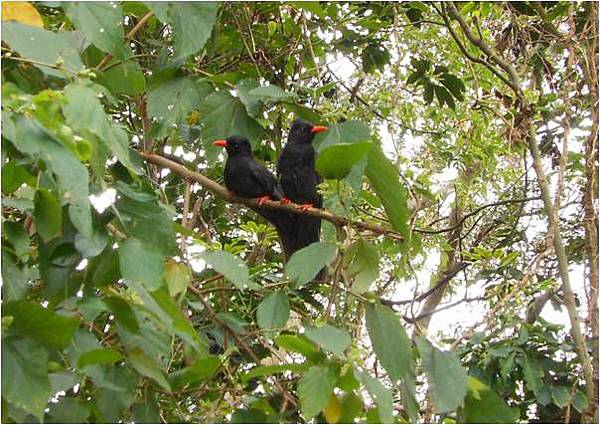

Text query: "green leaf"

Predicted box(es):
[1, 250, 29, 301]
[460, 377, 519, 423]
[147, 77, 212, 131]
[256, 292, 290, 332]
[236, 79, 261, 117]
[550, 386, 571, 408]
[78, 348, 123, 368]
[119, 238, 165, 291]
[316, 142, 373, 180]
[572, 390, 588, 413]
[355, 370, 394, 423]
[3, 222, 30, 261]
[434, 84, 456, 109]
[170, 2, 218, 60]
[248, 85, 295, 103]
[345, 239, 379, 293]
[97, 60, 146, 95]
[440, 73, 465, 101]
[114, 182, 177, 255]
[361, 44, 391, 74]
[127, 347, 171, 392]
[1, 161, 35, 194]
[416, 337, 468, 413]
[46, 397, 91, 424]
[64, 1, 130, 59]
[364, 303, 412, 382]
[424, 82, 434, 104]
[168, 356, 221, 390]
[34, 188, 62, 242]
[523, 354, 544, 393]
[8, 116, 93, 238]
[198, 91, 264, 150]
[164, 260, 191, 297]
[144, 2, 170, 22]
[48, 371, 80, 392]
[298, 365, 338, 419]
[86, 247, 120, 288]
[74, 224, 108, 258]
[241, 363, 310, 383]
[315, 120, 371, 152]
[1, 22, 87, 78]
[199, 250, 251, 290]
[275, 334, 323, 361]
[285, 242, 336, 286]
[366, 146, 410, 238]
[104, 296, 139, 333]
[1, 337, 52, 421]
[63, 83, 143, 174]
[3, 300, 80, 349]
[304, 324, 351, 357]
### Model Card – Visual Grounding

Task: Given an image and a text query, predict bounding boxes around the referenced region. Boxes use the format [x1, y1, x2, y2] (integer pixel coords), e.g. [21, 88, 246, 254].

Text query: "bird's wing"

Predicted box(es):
[248, 160, 282, 200]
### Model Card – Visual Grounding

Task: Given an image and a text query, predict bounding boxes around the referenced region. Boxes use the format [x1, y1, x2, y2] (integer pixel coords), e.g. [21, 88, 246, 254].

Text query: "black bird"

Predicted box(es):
[213, 135, 297, 258]
[213, 136, 283, 204]
[277, 119, 328, 260]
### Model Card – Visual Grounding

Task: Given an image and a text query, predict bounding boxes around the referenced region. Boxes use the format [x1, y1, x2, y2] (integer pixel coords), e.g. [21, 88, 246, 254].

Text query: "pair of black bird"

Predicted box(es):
[213, 119, 327, 262]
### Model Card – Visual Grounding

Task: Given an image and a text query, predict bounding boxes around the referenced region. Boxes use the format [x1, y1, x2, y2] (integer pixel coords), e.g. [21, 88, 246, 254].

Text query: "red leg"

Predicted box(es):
[256, 196, 270, 206]
[297, 203, 314, 213]
[280, 197, 292, 205]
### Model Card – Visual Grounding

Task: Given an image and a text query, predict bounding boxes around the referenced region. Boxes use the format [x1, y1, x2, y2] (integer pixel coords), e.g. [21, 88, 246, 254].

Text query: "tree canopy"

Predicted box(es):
[1, 1, 598, 423]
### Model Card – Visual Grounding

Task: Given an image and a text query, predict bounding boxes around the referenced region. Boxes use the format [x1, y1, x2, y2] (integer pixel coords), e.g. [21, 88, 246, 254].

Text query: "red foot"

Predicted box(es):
[297, 203, 313, 213]
[256, 196, 271, 206]
[280, 197, 292, 205]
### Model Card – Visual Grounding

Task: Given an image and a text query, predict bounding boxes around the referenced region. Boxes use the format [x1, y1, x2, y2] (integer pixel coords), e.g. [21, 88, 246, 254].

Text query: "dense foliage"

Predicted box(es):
[1, 1, 598, 423]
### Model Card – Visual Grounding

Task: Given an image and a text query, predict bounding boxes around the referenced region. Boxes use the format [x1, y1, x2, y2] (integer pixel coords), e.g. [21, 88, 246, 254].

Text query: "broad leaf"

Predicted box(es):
[1, 22, 87, 78]
[199, 250, 252, 290]
[315, 120, 371, 152]
[198, 91, 264, 151]
[416, 337, 468, 413]
[1, 337, 52, 420]
[164, 260, 191, 297]
[8, 115, 93, 238]
[33, 188, 62, 242]
[128, 347, 171, 392]
[63, 83, 143, 174]
[364, 303, 412, 382]
[119, 238, 165, 291]
[256, 292, 290, 332]
[170, 2, 218, 60]
[248, 85, 295, 103]
[147, 77, 212, 133]
[97, 60, 146, 95]
[285, 242, 336, 286]
[355, 370, 394, 423]
[64, 1, 130, 59]
[78, 348, 123, 368]
[345, 239, 379, 293]
[365, 146, 410, 238]
[3, 300, 80, 349]
[168, 356, 221, 390]
[460, 377, 519, 423]
[304, 324, 351, 357]
[236, 79, 261, 117]
[298, 366, 338, 419]
[316, 142, 373, 180]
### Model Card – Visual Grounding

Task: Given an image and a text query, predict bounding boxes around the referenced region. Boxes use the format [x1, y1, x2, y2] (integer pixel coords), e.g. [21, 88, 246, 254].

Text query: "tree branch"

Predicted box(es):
[138, 151, 404, 241]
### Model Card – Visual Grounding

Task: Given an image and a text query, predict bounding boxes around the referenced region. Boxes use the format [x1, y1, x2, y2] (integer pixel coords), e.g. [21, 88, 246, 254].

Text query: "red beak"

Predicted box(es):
[212, 140, 228, 147]
[311, 125, 328, 134]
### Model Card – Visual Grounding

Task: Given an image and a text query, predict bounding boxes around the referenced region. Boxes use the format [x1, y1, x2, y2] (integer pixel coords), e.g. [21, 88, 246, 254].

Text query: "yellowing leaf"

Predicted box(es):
[324, 394, 342, 423]
[2, 2, 43, 28]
